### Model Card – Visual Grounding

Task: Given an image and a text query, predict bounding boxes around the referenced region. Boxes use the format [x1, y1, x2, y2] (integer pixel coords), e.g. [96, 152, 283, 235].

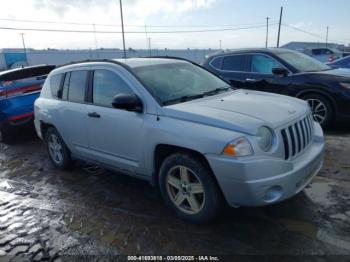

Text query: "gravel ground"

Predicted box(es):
[0, 124, 349, 261]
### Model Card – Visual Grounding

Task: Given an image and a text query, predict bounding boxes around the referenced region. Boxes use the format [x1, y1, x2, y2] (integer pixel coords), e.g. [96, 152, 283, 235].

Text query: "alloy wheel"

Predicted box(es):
[166, 165, 205, 215]
[306, 98, 328, 125]
[48, 134, 64, 165]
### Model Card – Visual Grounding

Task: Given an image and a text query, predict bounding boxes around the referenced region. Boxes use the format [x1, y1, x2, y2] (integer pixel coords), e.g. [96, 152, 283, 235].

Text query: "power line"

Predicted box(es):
[0, 24, 277, 34]
[0, 17, 277, 28]
[282, 23, 324, 39]
[283, 22, 349, 45]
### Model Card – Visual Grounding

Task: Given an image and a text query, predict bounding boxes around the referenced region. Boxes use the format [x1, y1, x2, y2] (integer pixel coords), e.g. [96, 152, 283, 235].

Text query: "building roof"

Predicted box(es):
[282, 41, 345, 50]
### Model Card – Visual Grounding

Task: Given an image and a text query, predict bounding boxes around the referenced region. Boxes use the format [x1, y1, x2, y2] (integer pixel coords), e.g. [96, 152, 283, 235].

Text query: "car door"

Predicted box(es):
[242, 54, 290, 95]
[56, 70, 91, 159]
[217, 54, 249, 88]
[86, 68, 145, 173]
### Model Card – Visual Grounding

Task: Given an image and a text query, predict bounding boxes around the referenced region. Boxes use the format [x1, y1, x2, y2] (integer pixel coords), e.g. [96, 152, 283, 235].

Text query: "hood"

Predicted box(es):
[304, 68, 350, 81]
[162, 89, 309, 135]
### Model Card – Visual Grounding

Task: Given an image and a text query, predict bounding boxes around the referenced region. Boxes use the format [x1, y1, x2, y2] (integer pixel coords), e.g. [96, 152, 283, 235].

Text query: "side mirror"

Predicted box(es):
[272, 68, 289, 77]
[112, 94, 143, 113]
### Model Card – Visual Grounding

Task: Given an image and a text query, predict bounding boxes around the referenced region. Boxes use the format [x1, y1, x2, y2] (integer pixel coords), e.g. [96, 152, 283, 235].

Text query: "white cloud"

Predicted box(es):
[32, 0, 217, 18]
[0, 0, 219, 50]
[124, 0, 216, 18]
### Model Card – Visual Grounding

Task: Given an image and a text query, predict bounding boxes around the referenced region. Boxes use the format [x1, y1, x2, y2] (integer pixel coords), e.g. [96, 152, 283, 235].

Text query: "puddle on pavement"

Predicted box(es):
[5, 159, 23, 170]
[0, 180, 15, 191]
[279, 218, 350, 252]
[0, 170, 11, 178]
[304, 180, 337, 207]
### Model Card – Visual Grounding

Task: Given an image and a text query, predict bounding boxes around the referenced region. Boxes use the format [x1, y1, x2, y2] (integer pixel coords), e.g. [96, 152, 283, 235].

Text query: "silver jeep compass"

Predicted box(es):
[34, 58, 324, 223]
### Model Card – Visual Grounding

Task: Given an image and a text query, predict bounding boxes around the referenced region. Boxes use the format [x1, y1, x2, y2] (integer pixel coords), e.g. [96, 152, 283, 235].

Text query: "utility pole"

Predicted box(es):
[326, 26, 329, 48]
[219, 39, 222, 50]
[92, 23, 99, 58]
[20, 33, 28, 65]
[148, 37, 152, 57]
[265, 17, 270, 48]
[119, 0, 127, 58]
[277, 6, 283, 47]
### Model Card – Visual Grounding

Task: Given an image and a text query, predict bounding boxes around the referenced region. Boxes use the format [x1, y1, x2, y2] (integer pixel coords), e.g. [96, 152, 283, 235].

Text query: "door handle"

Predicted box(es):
[245, 78, 258, 83]
[88, 112, 101, 118]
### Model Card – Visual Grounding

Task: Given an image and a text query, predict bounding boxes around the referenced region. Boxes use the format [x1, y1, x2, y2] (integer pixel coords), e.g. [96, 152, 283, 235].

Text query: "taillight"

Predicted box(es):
[328, 55, 336, 62]
[0, 89, 6, 100]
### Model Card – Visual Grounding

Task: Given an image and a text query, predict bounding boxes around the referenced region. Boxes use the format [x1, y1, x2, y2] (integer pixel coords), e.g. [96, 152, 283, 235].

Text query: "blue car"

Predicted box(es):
[328, 55, 350, 69]
[0, 65, 55, 142]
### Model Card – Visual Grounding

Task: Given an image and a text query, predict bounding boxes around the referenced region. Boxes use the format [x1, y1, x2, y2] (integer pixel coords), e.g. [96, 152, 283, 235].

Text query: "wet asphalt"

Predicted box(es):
[0, 124, 349, 261]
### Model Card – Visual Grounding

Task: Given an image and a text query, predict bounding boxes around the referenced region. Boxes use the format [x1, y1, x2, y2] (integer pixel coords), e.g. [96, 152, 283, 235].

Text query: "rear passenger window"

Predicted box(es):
[61, 72, 70, 100]
[50, 74, 63, 98]
[210, 57, 223, 70]
[93, 70, 133, 107]
[222, 55, 246, 71]
[68, 71, 88, 103]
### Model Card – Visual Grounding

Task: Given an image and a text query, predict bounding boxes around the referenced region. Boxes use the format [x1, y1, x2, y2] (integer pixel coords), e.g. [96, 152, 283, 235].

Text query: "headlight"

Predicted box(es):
[340, 83, 350, 89]
[223, 137, 253, 157]
[256, 126, 273, 152]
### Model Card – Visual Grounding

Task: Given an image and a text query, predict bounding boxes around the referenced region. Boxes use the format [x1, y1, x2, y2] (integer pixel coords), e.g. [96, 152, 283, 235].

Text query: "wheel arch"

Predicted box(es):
[152, 144, 225, 200]
[40, 121, 55, 141]
[296, 89, 337, 118]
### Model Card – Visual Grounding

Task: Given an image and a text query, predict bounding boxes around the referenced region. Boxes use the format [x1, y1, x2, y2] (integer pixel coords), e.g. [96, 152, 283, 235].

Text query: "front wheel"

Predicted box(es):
[45, 127, 72, 170]
[159, 153, 222, 223]
[302, 94, 333, 127]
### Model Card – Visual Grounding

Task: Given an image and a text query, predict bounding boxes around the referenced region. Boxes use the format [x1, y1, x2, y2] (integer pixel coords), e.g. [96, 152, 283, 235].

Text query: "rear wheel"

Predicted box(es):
[45, 127, 72, 170]
[302, 94, 333, 127]
[159, 153, 222, 223]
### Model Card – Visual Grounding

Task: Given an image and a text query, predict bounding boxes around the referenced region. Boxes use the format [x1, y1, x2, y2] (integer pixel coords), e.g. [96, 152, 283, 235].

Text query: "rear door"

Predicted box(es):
[57, 70, 91, 159]
[217, 54, 249, 88]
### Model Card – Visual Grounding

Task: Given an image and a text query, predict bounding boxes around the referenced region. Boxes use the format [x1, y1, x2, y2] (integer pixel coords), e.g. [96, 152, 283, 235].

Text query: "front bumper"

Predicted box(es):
[206, 123, 325, 207]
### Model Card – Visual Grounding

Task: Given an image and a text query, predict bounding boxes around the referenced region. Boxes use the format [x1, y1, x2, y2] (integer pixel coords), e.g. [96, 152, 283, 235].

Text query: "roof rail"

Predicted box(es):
[142, 56, 199, 65]
[59, 58, 118, 68]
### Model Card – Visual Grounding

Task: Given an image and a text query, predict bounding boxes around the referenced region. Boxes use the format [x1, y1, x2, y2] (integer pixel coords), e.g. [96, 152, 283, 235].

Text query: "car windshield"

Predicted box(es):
[276, 51, 331, 72]
[132, 62, 232, 105]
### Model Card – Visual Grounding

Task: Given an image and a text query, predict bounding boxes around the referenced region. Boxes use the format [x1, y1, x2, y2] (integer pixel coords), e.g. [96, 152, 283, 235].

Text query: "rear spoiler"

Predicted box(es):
[0, 65, 56, 82]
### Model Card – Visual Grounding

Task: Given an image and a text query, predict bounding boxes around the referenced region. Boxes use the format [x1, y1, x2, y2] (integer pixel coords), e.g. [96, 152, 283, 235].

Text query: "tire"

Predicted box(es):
[45, 127, 72, 170]
[158, 153, 222, 223]
[301, 93, 334, 127]
[0, 127, 11, 143]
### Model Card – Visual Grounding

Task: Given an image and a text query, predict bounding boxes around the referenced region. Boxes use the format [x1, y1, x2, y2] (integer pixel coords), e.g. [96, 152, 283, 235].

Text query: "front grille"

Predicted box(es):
[281, 114, 314, 160]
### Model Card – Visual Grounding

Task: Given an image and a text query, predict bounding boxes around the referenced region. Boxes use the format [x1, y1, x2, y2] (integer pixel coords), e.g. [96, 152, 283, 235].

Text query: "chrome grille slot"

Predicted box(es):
[281, 115, 314, 160]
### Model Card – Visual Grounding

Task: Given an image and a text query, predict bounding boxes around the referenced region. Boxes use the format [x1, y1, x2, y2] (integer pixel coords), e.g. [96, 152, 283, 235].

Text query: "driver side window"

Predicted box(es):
[250, 54, 285, 74]
[92, 70, 134, 107]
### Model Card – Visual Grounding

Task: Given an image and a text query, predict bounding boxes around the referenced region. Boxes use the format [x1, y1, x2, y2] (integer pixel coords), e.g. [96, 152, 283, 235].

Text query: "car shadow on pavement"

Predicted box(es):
[325, 121, 350, 135]
[2, 125, 39, 145]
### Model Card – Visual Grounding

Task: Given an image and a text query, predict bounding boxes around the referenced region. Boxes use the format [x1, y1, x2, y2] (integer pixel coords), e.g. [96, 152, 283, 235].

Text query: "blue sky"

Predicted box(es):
[0, 0, 349, 49]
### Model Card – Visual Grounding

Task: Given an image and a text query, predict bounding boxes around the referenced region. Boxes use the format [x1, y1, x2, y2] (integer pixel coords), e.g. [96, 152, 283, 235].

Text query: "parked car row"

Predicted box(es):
[328, 55, 350, 69]
[202, 48, 350, 127]
[302, 48, 344, 63]
[3, 48, 349, 222]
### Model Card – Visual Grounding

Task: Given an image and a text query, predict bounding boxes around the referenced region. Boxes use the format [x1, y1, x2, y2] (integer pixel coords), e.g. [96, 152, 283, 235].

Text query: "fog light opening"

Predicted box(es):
[263, 186, 283, 203]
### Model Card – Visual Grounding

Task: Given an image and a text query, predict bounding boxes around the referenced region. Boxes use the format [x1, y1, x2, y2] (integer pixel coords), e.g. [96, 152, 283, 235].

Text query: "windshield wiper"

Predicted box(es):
[162, 87, 232, 106]
[163, 94, 204, 106]
[200, 86, 232, 97]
